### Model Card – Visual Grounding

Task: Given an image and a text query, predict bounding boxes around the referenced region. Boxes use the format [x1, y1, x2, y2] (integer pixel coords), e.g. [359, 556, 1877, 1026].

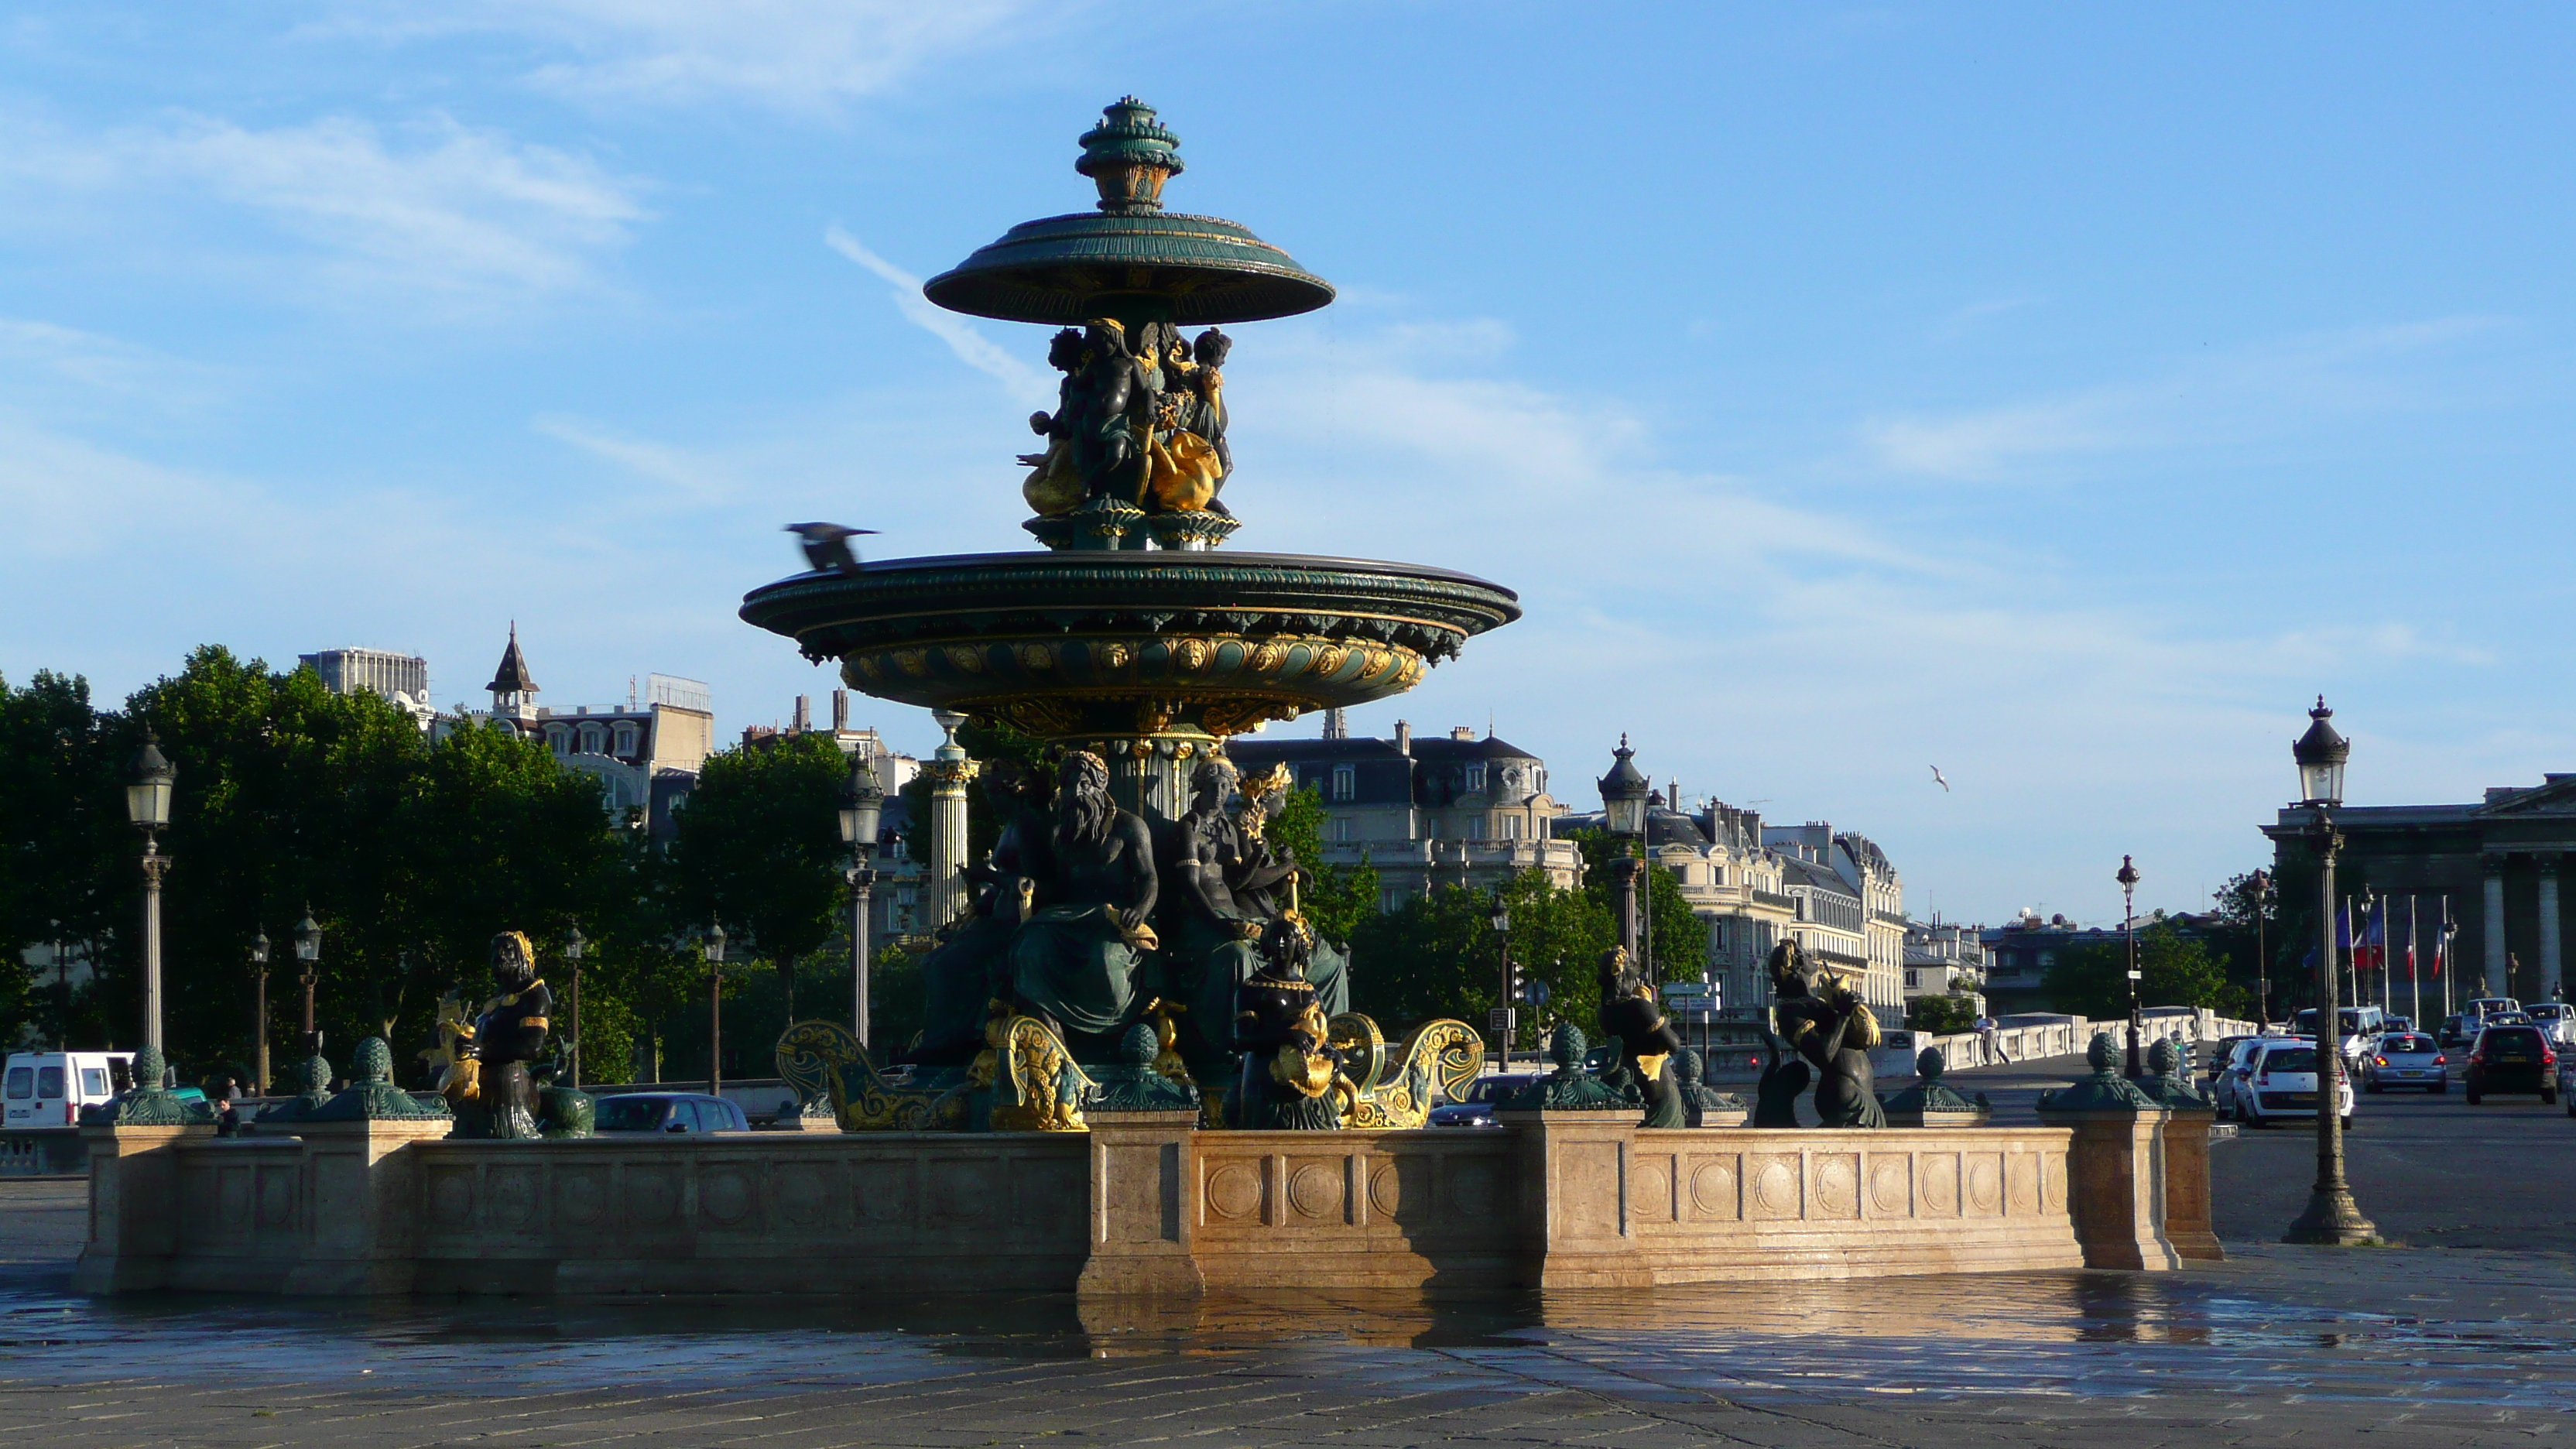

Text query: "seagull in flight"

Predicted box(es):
[1930, 765, 1951, 793]
[786, 522, 875, 575]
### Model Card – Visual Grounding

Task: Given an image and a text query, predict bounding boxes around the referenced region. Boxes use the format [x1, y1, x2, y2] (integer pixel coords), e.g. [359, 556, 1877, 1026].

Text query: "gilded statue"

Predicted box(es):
[1019, 319, 1237, 519]
[1763, 939, 1884, 1129]
[1594, 946, 1687, 1129]
[1231, 916, 1344, 1129]
[437, 932, 558, 1139]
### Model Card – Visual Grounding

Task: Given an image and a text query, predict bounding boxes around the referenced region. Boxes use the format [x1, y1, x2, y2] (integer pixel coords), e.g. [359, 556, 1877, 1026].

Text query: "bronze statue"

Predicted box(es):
[1004, 751, 1159, 1049]
[440, 931, 555, 1139]
[1594, 946, 1687, 1128]
[1154, 756, 1266, 1084]
[1019, 317, 1235, 519]
[1230, 916, 1342, 1129]
[1764, 940, 1883, 1129]
[909, 761, 1058, 1065]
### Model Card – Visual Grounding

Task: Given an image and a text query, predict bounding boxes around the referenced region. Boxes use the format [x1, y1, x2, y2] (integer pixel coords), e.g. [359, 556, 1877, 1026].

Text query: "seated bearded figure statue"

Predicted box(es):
[906, 761, 1056, 1066]
[1005, 750, 1159, 1050]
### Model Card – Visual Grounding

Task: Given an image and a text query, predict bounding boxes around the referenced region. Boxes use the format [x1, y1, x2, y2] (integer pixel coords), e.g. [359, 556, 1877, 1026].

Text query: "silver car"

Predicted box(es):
[2359, 1032, 2447, 1094]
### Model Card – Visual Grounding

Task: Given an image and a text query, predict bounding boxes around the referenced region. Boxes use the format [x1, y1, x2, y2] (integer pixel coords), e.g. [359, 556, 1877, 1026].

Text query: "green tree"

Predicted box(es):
[1565, 827, 1709, 983]
[666, 731, 851, 1034]
[2042, 922, 2247, 1019]
[1907, 993, 1976, 1034]
[0, 670, 122, 1048]
[1269, 785, 1377, 949]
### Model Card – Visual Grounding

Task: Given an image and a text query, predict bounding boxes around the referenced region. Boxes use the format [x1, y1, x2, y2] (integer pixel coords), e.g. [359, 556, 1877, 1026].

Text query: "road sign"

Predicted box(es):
[1522, 978, 1551, 1007]
[2126, 971, 2143, 981]
[1487, 1007, 1516, 1033]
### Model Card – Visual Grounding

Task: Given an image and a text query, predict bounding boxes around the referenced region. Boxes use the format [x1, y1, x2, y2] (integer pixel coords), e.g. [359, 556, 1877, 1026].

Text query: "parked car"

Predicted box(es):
[1428, 1074, 1543, 1128]
[591, 1092, 748, 1135]
[2213, 1036, 2273, 1119]
[2237, 1039, 2355, 1129]
[2203, 1035, 2256, 1090]
[2360, 1033, 2447, 1094]
[2465, 1025, 2557, 1104]
[3, 1050, 132, 1130]
[2529, 1002, 2574, 1044]
[2440, 1015, 2471, 1047]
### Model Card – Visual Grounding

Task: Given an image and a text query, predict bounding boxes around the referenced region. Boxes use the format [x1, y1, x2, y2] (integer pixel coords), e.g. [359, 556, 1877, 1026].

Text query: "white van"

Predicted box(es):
[2, 1051, 132, 1130]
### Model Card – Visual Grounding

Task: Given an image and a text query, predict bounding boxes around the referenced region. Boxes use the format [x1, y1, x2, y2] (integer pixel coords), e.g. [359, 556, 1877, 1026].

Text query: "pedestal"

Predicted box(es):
[2157, 1107, 2223, 1262]
[71, 1123, 211, 1293]
[1076, 1110, 1205, 1298]
[283, 1116, 455, 1295]
[2034, 1105, 2181, 1271]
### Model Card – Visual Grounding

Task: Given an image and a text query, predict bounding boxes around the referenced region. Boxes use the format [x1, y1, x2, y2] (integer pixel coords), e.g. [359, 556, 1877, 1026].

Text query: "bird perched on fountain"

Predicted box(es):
[786, 522, 875, 575]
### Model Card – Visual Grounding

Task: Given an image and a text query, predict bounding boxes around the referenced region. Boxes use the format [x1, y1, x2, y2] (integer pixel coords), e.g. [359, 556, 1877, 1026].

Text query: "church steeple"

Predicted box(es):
[485, 623, 539, 724]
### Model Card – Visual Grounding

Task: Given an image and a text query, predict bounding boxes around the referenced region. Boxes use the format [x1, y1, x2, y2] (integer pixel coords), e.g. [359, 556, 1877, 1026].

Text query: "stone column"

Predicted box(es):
[2483, 854, 2509, 997]
[924, 709, 978, 931]
[71, 1122, 211, 1293]
[2156, 1105, 2222, 1262]
[2034, 1043, 2180, 1272]
[1496, 1109, 1649, 1290]
[1076, 1109, 1205, 1298]
[2540, 853, 2564, 1002]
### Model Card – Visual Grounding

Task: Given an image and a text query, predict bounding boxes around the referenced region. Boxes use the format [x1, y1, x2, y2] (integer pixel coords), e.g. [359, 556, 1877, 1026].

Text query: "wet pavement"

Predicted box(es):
[9, 1054, 2576, 1446]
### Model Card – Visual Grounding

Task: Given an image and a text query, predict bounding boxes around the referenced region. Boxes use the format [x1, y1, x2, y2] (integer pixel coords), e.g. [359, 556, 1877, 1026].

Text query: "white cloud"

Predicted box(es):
[0, 111, 649, 310]
[317, 0, 1045, 115]
[824, 227, 1050, 404]
[1862, 318, 2503, 481]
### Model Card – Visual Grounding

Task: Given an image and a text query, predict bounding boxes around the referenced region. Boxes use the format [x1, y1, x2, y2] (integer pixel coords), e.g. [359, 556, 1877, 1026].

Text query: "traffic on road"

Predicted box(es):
[2204, 999, 2574, 1127]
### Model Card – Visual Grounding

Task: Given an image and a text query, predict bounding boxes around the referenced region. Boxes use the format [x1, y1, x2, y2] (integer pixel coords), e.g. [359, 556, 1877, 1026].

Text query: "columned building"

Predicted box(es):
[2266, 774, 2576, 1005]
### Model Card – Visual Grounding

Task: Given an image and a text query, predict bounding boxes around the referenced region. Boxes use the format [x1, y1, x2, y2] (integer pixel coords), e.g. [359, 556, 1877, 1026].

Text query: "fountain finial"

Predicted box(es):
[1077, 97, 1185, 213]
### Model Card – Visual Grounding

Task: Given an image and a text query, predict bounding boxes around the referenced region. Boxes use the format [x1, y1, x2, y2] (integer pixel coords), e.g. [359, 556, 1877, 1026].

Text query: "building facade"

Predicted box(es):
[298, 647, 435, 728]
[1228, 721, 1584, 903]
[1903, 919, 1989, 1012]
[1761, 824, 1907, 1014]
[433, 630, 714, 841]
[2265, 772, 2576, 1007]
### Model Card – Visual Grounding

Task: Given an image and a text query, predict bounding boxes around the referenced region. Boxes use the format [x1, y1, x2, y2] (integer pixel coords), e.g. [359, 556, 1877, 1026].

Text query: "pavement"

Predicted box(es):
[7, 1052, 2576, 1447]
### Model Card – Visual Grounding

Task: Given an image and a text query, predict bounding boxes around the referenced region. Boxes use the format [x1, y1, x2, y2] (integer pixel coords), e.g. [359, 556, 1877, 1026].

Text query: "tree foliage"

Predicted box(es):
[2041, 922, 2249, 1019]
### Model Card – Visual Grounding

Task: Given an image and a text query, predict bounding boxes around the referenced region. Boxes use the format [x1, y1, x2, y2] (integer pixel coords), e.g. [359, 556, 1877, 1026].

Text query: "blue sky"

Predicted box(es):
[5, 4, 2572, 927]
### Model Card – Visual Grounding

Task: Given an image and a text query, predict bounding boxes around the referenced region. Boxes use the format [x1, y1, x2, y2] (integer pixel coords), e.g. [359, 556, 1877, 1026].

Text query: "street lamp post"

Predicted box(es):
[2251, 868, 2273, 1030]
[2283, 697, 2379, 1245]
[248, 931, 270, 1094]
[2118, 855, 2143, 1077]
[704, 922, 726, 1098]
[563, 926, 585, 1088]
[292, 907, 322, 1060]
[1598, 735, 1651, 965]
[125, 732, 175, 1051]
[1490, 895, 1513, 1072]
[838, 757, 886, 1051]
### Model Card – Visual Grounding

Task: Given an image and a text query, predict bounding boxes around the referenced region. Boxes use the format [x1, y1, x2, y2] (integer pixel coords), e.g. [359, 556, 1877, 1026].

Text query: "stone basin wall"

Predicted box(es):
[77, 1110, 2194, 1298]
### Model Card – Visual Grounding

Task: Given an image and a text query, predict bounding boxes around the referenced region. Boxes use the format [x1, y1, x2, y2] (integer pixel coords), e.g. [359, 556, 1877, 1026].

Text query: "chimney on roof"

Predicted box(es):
[1451, 725, 1476, 741]
[1394, 720, 1411, 756]
[832, 690, 849, 731]
[793, 694, 811, 732]
[1322, 706, 1348, 740]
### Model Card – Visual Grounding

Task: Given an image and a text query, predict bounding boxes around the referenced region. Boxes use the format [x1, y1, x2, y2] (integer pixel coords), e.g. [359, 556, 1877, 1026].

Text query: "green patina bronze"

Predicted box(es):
[307, 1037, 452, 1122]
[2137, 1036, 2212, 1110]
[103, 1046, 208, 1127]
[1499, 1026, 1632, 1113]
[923, 98, 1332, 327]
[255, 1053, 334, 1125]
[2038, 1032, 2159, 1112]
[1088, 1024, 1201, 1115]
[1879, 1046, 1990, 1119]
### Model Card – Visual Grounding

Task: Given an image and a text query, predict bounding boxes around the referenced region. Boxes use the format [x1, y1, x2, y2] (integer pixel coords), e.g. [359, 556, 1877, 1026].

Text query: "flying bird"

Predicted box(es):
[1930, 766, 1951, 793]
[786, 522, 875, 575]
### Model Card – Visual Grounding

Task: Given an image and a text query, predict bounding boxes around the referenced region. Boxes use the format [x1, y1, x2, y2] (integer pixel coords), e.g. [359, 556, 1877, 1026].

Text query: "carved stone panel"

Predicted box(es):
[1104, 1142, 1180, 1245]
[1286, 1156, 1345, 1223]
[1920, 1152, 1961, 1218]
[1684, 1153, 1741, 1221]
[854, 1156, 915, 1226]
[926, 1156, 996, 1228]
[488, 1163, 543, 1235]
[1204, 1158, 1264, 1222]
[697, 1164, 756, 1230]
[556, 1163, 611, 1231]
[2007, 1151, 2042, 1216]
[623, 1162, 682, 1229]
[1631, 1151, 1676, 1225]
[1865, 1153, 1913, 1219]
[1547, 1143, 1616, 1231]
[427, 1163, 477, 1231]
[1811, 1152, 1861, 1221]
[1965, 1152, 2005, 1217]
[1747, 1153, 1802, 1221]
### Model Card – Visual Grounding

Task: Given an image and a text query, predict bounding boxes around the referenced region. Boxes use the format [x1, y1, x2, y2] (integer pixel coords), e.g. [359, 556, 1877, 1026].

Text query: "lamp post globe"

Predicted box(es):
[563, 925, 586, 1088]
[2283, 696, 2379, 1245]
[291, 906, 322, 1058]
[127, 732, 175, 1053]
[1598, 735, 1651, 963]
[248, 930, 271, 1094]
[840, 757, 885, 1048]
[704, 921, 727, 1098]
[2115, 855, 2143, 1077]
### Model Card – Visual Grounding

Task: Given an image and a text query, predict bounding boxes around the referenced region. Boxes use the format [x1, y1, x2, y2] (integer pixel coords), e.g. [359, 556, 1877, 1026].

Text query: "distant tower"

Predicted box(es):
[485, 623, 540, 728]
[1322, 707, 1348, 740]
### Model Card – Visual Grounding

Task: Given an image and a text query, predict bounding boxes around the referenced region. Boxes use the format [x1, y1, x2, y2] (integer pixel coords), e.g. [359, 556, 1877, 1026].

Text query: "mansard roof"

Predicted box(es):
[485, 625, 538, 694]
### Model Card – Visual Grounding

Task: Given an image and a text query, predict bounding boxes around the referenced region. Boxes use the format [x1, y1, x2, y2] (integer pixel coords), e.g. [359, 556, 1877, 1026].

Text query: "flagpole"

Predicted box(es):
[2378, 894, 2389, 1012]
[2410, 893, 2421, 1029]
[2441, 896, 2453, 1022]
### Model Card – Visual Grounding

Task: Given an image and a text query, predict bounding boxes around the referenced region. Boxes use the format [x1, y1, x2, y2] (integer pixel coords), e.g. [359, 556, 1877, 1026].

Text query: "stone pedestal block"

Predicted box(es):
[72, 1123, 211, 1293]
[1499, 1110, 1656, 1289]
[1077, 1110, 1206, 1298]
[2036, 1106, 2180, 1271]
[2158, 1108, 2223, 1261]
[283, 1117, 454, 1295]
